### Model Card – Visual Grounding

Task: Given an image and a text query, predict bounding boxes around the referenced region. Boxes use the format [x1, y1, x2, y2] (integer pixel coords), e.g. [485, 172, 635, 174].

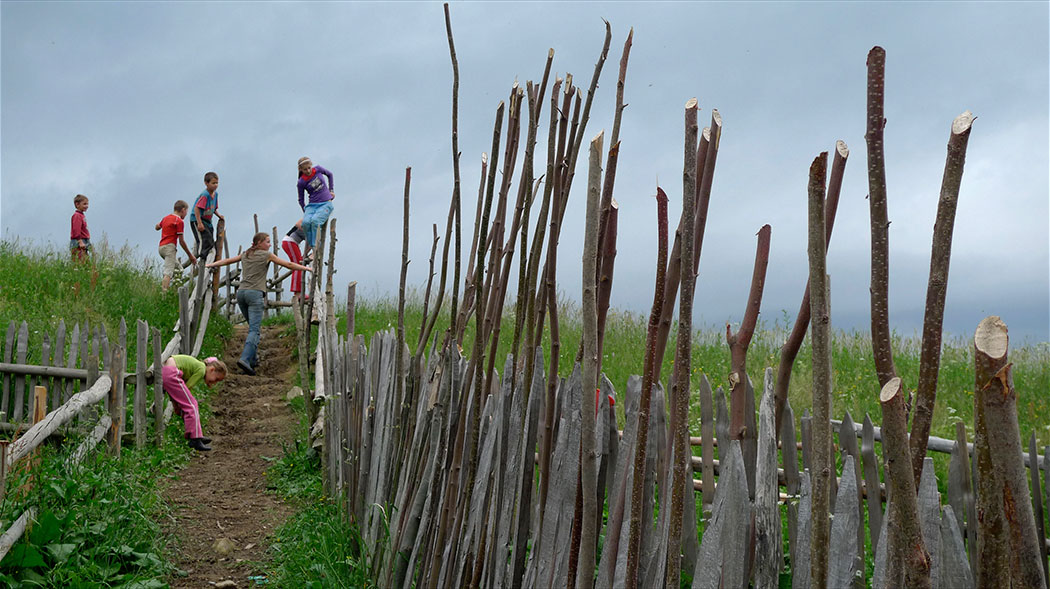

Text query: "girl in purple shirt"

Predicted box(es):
[296, 156, 335, 253]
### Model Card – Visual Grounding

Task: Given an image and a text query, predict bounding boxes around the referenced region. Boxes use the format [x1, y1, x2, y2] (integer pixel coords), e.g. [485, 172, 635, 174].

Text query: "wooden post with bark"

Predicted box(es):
[806, 152, 832, 589]
[107, 347, 124, 457]
[625, 186, 668, 587]
[908, 110, 975, 486]
[880, 377, 931, 588]
[973, 316, 1046, 589]
[576, 130, 603, 589]
[725, 222, 771, 496]
[666, 98, 698, 587]
[774, 140, 849, 434]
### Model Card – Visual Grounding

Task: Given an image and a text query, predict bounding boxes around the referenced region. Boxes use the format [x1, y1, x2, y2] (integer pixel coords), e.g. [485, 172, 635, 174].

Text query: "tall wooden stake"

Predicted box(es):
[807, 152, 832, 589]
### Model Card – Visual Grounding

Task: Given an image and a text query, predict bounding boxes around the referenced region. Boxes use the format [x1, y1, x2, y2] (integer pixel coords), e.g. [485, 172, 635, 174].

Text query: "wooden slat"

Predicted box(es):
[828, 456, 860, 588]
[792, 470, 813, 588]
[782, 401, 799, 572]
[742, 375, 758, 500]
[862, 413, 884, 558]
[800, 409, 812, 473]
[600, 375, 640, 589]
[939, 505, 975, 589]
[752, 368, 782, 588]
[13, 321, 28, 421]
[54, 320, 67, 407]
[714, 386, 729, 461]
[39, 334, 51, 413]
[839, 410, 865, 586]
[153, 327, 164, 448]
[699, 374, 715, 506]
[919, 457, 942, 588]
[1030, 432, 1048, 585]
[118, 318, 127, 435]
[64, 322, 80, 404]
[1, 321, 15, 419]
[134, 320, 148, 449]
[700, 440, 750, 588]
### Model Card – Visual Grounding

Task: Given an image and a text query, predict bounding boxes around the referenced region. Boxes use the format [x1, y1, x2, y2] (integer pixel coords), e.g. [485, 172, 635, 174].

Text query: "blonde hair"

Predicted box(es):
[205, 357, 227, 376]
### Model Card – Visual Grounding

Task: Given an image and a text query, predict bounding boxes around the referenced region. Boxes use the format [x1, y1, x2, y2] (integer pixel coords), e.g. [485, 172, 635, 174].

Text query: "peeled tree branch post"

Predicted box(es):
[908, 110, 975, 487]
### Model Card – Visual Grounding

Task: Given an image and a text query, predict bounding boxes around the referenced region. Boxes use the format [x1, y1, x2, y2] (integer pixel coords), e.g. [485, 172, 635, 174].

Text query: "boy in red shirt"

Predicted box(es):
[155, 200, 197, 291]
[70, 194, 91, 261]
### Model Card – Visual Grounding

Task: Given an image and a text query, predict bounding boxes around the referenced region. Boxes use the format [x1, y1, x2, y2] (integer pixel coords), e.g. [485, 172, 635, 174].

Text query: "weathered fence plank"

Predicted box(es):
[828, 456, 860, 588]
[919, 457, 941, 588]
[862, 413, 884, 557]
[753, 368, 782, 589]
[939, 506, 974, 589]
[14, 321, 28, 421]
[792, 471, 813, 589]
[2, 321, 15, 418]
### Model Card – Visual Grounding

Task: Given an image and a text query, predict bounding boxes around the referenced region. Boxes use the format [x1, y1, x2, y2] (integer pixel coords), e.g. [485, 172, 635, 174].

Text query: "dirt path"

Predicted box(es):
[162, 324, 299, 588]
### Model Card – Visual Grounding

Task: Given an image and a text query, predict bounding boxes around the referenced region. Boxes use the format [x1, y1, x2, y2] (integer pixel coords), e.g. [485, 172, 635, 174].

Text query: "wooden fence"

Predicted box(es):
[316, 319, 1049, 588]
[0, 246, 221, 560]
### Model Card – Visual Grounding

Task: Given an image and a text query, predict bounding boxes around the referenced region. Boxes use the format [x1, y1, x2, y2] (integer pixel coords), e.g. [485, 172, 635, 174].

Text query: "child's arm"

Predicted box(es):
[268, 253, 312, 273]
[195, 205, 206, 231]
[206, 254, 242, 269]
[179, 235, 197, 265]
[320, 166, 334, 198]
[297, 183, 306, 211]
[155, 220, 162, 231]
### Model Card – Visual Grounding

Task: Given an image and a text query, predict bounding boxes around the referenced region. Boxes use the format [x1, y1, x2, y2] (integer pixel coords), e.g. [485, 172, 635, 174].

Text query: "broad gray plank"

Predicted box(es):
[839, 410, 865, 586]
[699, 374, 715, 506]
[791, 470, 813, 589]
[602, 375, 641, 589]
[939, 506, 974, 589]
[753, 368, 782, 589]
[1030, 432, 1048, 587]
[13, 321, 28, 421]
[828, 456, 860, 588]
[862, 413, 884, 557]
[693, 440, 747, 589]
[919, 457, 942, 589]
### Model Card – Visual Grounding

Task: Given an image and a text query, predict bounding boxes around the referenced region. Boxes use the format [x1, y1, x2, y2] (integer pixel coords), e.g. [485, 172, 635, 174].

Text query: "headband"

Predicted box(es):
[205, 356, 219, 364]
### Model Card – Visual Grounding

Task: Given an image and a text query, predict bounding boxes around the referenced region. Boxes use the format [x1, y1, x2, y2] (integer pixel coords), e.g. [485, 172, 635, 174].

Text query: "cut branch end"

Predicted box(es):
[974, 315, 1008, 358]
[952, 110, 975, 135]
[879, 376, 903, 403]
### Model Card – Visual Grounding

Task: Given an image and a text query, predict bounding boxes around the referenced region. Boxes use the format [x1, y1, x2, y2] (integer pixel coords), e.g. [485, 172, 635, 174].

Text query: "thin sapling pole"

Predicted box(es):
[626, 187, 669, 587]
[666, 98, 698, 587]
[774, 140, 849, 434]
[807, 152, 832, 589]
[908, 110, 975, 486]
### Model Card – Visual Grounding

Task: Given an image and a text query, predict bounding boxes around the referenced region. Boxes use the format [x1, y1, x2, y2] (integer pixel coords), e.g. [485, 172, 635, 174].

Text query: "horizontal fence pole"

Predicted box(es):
[833, 417, 1045, 470]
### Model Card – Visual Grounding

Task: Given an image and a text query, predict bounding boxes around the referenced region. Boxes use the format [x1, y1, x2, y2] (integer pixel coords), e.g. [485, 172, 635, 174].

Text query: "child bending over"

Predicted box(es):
[162, 354, 226, 451]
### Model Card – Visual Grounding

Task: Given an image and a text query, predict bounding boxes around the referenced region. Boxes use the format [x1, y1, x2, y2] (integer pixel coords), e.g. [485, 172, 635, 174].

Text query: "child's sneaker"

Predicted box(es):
[188, 438, 212, 451]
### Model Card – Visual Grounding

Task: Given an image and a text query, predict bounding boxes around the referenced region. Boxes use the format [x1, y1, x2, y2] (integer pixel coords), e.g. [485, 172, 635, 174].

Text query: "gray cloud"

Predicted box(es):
[2, 2, 1047, 342]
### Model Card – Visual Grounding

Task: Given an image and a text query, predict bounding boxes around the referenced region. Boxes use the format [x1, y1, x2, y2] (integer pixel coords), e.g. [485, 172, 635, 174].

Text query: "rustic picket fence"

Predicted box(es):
[0, 246, 221, 560]
[315, 312, 1050, 587]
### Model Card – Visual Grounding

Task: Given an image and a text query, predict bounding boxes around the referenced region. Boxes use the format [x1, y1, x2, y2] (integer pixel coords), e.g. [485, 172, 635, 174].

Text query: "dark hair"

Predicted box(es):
[248, 231, 270, 251]
[74, 194, 88, 205]
[174, 200, 189, 212]
[204, 171, 218, 183]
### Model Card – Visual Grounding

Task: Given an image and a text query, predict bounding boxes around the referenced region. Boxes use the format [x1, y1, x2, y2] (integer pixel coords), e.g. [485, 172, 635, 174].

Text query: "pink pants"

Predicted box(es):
[161, 365, 203, 439]
[281, 240, 304, 294]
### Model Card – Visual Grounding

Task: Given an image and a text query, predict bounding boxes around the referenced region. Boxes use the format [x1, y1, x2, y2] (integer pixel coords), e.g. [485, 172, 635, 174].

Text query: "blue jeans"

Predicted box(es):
[302, 200, 334, 248]
[237, 289, 265, 367]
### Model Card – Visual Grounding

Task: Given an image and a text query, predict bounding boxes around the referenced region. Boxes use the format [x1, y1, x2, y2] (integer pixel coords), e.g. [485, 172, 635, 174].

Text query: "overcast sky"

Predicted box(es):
[2, 2, 1047, 342]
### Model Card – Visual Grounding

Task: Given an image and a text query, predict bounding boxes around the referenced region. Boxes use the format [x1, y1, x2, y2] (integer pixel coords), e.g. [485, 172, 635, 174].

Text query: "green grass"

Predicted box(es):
[342, 292, 1050, 451]
[0, 239, 231, 586]
[263, 397, 375, 588]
